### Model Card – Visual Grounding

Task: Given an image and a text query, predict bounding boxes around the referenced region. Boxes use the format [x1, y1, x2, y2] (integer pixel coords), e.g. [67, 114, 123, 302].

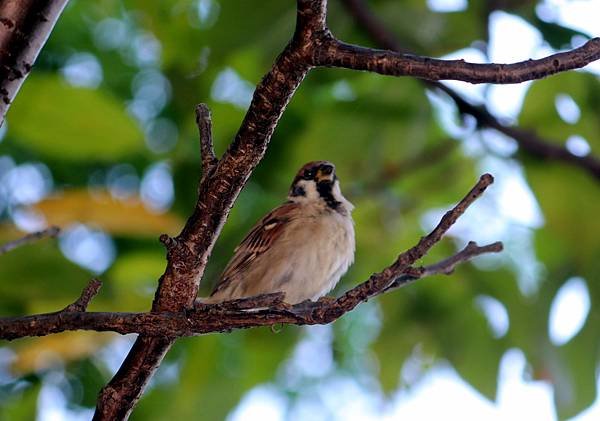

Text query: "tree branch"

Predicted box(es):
[93, 2, 325, 419]
[0, 226, 60, 255]
[195, 103, 218, 183]
[421, 241, 503, 277]
[0, 0, 70, 125]
[0, 175, 502, 340]
[313, 36, 600, 84]
[331, 173, 495, 313]
[435, 83, 600, 180]
[62, 278, 102, 312]
[341, 0, 600, 180]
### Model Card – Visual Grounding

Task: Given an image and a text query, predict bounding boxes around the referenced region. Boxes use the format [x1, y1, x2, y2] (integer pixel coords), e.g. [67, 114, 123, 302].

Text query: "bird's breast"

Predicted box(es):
[275, 208, 355, 302]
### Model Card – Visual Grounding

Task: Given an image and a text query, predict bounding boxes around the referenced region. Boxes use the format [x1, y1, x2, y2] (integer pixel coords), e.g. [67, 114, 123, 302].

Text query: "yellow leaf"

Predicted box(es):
[11, 331, 113, 374]
[33, 190, 183, 237]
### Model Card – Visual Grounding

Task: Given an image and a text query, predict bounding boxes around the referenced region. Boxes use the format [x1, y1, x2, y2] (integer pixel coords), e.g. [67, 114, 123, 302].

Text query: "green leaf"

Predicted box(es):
[532, 17, 591, 50]
[67, 358, 109, 408]
[0, 232, 91, 315]
[132, 329, 298, 420]
[106, 250, 168, 311]
[0, 381, 41, 421]
[520, 72, 600, 153]
[525, 163, 600, 417]
[6, 75, 144, 161]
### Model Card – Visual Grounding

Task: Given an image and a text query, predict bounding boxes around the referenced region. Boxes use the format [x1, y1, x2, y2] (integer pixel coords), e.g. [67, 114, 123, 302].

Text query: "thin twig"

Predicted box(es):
[422, 241, 503, 276]
[384, 241, 503, 292]
[0, 226, 60, 256]
[195, 103, 218, 184]
[63, 279, 103, 312]
[196, 292, 287, 311]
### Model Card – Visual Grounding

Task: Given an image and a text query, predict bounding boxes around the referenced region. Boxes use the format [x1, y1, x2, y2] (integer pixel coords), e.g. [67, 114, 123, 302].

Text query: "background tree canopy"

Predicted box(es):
[0, 0, 599, 419]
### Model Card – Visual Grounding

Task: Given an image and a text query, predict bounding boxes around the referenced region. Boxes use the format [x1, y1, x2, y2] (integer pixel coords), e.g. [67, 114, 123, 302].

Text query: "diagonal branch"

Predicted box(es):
[340, 0, 600, 180]
[0, 226, 60, 255]
[330, 173, 494, 315]
[0, 176, 502, 340]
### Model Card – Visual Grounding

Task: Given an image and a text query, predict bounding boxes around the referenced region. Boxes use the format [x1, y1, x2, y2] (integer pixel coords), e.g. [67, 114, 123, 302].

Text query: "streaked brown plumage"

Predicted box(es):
[201, 161, 355, 305]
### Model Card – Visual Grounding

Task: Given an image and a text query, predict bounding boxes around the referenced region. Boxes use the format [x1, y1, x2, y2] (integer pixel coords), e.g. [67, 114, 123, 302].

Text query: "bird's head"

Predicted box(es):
[288, 161, 352, 211]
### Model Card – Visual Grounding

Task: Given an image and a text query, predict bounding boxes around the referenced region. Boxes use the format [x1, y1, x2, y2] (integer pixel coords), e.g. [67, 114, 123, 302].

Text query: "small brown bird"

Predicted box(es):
[202, 161, 355, 305]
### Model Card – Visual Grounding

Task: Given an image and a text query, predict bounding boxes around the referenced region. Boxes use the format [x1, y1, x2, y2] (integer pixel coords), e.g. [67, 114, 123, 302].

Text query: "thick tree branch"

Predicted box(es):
[93, 2, 325, 419]
[341, 0, 600, 180]
[313, 36, 600, 84]
[0, 175, 501, 340]
[0, 226, 60, 255]
[0, 0, 70, 125]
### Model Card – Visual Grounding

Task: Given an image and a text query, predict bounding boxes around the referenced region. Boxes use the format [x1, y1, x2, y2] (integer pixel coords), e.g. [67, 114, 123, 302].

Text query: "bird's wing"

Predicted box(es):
[210, 202, 299, 297]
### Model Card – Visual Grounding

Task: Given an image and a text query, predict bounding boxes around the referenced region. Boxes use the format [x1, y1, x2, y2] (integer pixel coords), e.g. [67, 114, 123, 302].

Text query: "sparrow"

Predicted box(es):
[201, 161, 355, 305]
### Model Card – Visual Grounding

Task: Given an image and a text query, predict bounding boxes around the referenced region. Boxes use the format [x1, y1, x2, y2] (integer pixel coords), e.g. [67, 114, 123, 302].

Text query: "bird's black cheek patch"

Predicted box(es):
[317, 181, 341, 210]
[291, 185, 306, 197]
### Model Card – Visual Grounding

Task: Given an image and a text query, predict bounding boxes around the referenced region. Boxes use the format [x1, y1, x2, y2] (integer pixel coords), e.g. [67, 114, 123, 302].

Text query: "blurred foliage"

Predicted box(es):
[0, 0, 598, 420]
[9, 75, 144, 162]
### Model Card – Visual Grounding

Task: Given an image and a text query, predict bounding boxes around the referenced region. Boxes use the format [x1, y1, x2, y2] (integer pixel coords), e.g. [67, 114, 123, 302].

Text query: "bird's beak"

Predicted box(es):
[316, 164, 335, 183]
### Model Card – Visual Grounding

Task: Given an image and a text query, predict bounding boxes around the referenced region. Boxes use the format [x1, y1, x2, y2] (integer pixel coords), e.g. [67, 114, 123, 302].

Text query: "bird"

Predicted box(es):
[201, 161, 355, 305]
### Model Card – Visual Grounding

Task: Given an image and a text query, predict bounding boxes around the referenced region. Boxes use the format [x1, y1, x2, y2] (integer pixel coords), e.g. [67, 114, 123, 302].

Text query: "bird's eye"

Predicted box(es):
[303, 169, 314, 179]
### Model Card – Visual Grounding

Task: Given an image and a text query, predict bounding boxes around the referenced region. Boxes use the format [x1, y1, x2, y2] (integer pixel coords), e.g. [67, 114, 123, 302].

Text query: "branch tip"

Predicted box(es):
[159, 234, 176, 250]
[0, 225, 62, 256]
[64, 278, 102, 312]
[195, 103, 218, 181]
[480, 173, 494, 185]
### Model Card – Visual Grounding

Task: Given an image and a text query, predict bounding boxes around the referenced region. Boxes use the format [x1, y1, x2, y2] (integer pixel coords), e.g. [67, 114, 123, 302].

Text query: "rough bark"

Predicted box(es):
[0, 0, 69, 125]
